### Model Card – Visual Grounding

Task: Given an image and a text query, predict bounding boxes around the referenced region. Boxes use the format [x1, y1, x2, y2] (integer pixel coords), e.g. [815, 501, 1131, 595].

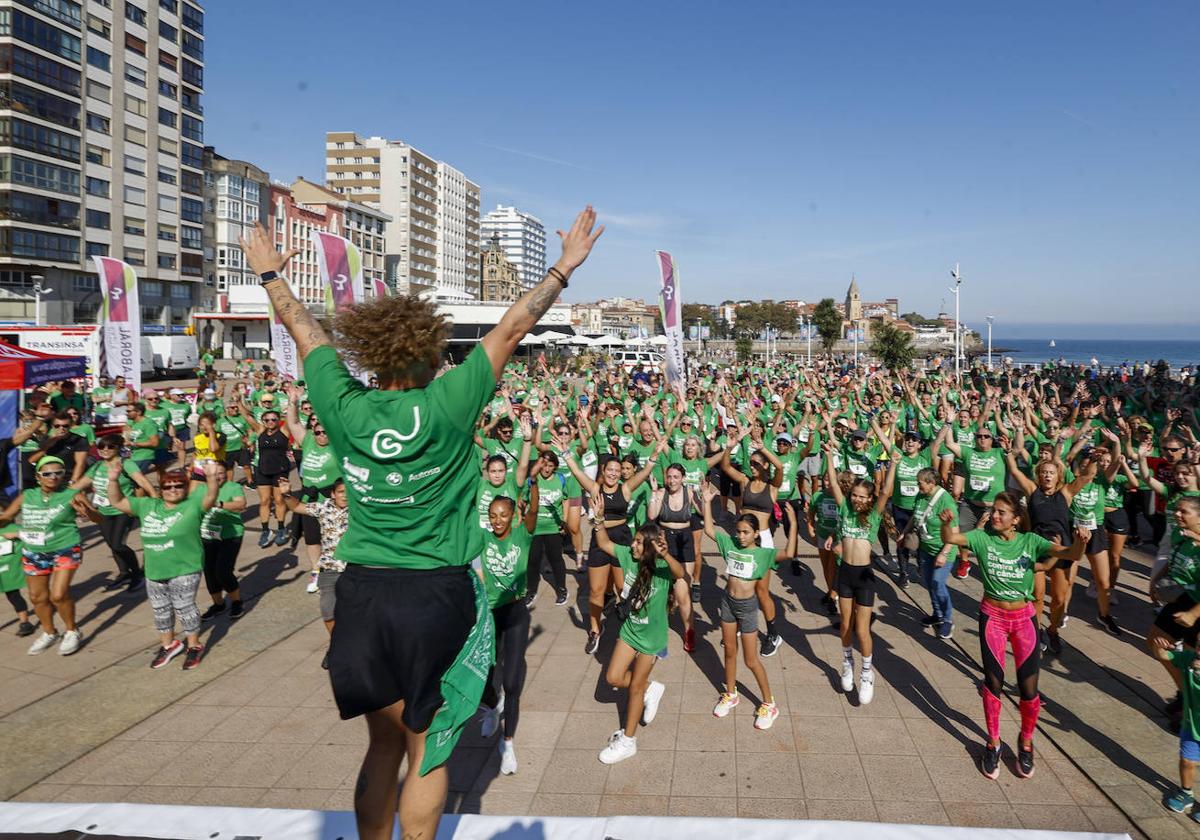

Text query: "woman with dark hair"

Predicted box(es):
[940, 490, 1087, 780]
[590, 508, 685, 765]
[77, 434, 157, 593]
[284, 385, 342, 593]
[198, 462, 248, 622]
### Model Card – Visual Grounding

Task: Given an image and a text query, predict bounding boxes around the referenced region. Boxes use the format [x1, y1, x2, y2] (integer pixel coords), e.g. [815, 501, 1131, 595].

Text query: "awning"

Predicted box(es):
[193, 313, 270, 321]
[0, 339, 86, 389]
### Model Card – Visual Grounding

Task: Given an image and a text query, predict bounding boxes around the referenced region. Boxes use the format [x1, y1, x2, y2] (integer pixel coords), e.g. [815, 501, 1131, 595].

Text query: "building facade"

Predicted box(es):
[0, 0, 207, 329]
[202, 147, 268, 294]
[480, 204, 546, 291]
[290, 177, 388, 293]
[479, 233, 521, 302]
[324, 131, 479, 299]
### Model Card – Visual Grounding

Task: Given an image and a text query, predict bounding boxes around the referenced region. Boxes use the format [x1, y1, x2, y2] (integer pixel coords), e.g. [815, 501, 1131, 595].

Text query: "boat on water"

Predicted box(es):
[1049, 339, 1056, 348]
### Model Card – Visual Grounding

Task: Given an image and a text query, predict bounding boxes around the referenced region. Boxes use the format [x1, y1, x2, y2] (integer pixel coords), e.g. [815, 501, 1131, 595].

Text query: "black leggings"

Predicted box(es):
[5, 589, 27, 614]
[481, 599, 531, 739]
[98, 513, 140, 577]
[202, 537, 243, 595]
[527, 533, 566, 597]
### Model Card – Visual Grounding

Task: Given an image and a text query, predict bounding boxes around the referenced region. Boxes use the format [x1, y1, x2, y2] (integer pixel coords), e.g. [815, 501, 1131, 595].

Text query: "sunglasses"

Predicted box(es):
[975, 434, 993, 440]
[53, 423, 71, 429]
[314, 429, 328, 436]
[162, 483, 187, 491]
[39, 470, 65, 478]
[1165, 446, 1185, 453]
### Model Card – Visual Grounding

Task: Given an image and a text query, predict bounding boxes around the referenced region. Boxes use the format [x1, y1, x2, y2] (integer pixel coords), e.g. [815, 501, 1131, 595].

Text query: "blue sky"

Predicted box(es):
[206, 2, 1199, 338]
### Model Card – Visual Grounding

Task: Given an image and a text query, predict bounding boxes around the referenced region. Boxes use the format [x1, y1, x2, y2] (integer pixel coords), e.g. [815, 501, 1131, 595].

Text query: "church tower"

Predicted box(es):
[845, 276, 863, 322]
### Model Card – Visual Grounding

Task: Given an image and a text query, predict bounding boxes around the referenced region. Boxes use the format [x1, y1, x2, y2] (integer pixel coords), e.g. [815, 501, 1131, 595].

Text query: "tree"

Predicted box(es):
[735, 336, 753, 361]
[901, 311, 939, 328]
[811, 298, 843, 352]
[870, 321, 916, 371]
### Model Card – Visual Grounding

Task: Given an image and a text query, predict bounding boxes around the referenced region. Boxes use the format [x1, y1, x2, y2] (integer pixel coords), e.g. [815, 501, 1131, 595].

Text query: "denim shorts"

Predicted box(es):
[1181, 726, 1200, 762]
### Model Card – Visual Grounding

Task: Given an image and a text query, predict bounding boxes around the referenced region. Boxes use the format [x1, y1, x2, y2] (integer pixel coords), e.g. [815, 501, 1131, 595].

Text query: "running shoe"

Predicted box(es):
[760, 634, 781, 658]
[321, 650, 329, 671]
[480, 693, 504, 738]
[1039, 629, 1049, 653]
[126, 574, 145, 593]
[683, 627, 695, 652]
[182, 644, 205, 671]
[1099, 613, 1122, 637]
[841, 657, 855, 693]
[554, 589, 568, 606]
[58, 629, 82, 656]
[598, 730, 637, 765]
[980, 743, 1002, 780]
[151, 639, 184, 669]
[691, 582, 701, 603]
[499, 739, 518, 775]
[257, 529, 272, 549]
[921, 615, 940, 627]
[953, 558, 970, 579]
[641, 680, 665, 725]
[713, 692, 739, 718]
[859, 669, 875, 704]
[15, 620, 35, 637]
[104, 572, 131, 592]
[229, 600, 244, 620]
[200, 603, 226, 622]
[897, 568, 909, 589]
[524, 592, 538, 609]
[27, 631, 60, 655]
[1016, 742, 1035, 779]
[584, 631, 599, 655]
[1058, 615, 1070, 629]
[754, 701, 780, 730]
[938, 622, 954, 641]
[306, 572, 319, 594]
[1046, 630, 1063, 655]
[274, 527, 290, 547]
[1163, 787, 1195, 813]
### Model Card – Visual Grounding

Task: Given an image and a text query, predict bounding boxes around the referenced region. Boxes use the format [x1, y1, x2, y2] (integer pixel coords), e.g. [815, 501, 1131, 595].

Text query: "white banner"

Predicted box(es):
[92, 256, 141, 391]
[268, 300, 299, 380]
[655, 250, 686, 389]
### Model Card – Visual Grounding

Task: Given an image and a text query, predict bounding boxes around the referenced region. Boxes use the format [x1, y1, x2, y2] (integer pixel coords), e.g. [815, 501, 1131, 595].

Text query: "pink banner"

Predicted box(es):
[92, 256, 141, 390]
[312, 231, 363, 315]
[373, 278, 388, 298]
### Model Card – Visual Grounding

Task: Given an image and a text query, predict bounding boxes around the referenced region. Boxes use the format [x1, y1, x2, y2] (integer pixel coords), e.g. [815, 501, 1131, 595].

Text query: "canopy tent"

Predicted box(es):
[553, 334, 593, 346]
[0, 339, 86, 390]
[539, 330, 574, 343]
[587, 334, 625, 346]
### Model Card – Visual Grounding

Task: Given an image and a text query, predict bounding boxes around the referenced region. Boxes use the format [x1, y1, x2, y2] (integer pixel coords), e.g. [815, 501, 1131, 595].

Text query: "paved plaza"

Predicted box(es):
[0, 501, 1193, 839]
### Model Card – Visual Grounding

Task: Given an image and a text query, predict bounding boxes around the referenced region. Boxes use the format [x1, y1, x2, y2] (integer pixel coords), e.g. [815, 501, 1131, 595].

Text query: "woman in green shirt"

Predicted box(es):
[74, 434, 157, 593]
[590, 509, 684, 766]
[108, 461, 220, 671]
[286, 388, 344, 593]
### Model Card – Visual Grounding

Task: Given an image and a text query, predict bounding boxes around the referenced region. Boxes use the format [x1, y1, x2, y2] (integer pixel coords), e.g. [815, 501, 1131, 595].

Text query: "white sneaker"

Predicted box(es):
[713, 691, 739, 718]
[499, 739, 518, 775]
[306, 572, 319, 594]
[599, 730, 637, 764]
[642, 680, 665, 725]
[480, 690, 504, 738]
[859, 669, 875, 705]
[1059, 615, 1070, 629]
[58, 629, 82, 656]
[28, 631, 60, 655]
[754, 701, 780, 730]
[841, 657, 855, 693]
[1085, 582, 1097, 599]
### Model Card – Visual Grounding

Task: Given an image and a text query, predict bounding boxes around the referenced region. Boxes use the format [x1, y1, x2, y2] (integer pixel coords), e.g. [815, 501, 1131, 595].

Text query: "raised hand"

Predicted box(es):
[238, 222, 299, 276]
[555, 206, 605, 274]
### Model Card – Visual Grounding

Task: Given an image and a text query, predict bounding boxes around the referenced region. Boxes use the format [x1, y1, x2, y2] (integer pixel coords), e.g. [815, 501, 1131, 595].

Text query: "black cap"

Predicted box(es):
[903, 431, 921, 442]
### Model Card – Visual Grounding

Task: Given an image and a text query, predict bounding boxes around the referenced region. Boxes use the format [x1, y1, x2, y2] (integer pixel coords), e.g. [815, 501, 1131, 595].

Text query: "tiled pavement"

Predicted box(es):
[0, 505, 1191, 838]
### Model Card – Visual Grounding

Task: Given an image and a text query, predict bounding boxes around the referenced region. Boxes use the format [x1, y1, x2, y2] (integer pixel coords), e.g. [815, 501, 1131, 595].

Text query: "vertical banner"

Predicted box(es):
[92, 256, 141, 391]
[372, 277, 389, 299]
[267, 299, 299, 380]
[312, 231, 364, 316]
[655, 250, 686, 389]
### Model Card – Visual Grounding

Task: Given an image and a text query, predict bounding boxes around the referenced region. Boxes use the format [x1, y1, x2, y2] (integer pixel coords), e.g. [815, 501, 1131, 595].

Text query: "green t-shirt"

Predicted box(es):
[144, 407, 172, 449]
[841, 446, 875, 480]
[1069, 481, 1105, 531]
[912, 487, 959, 560]
[86, 459, 140, 517]
[893, 450, 933, 511]
[476, 475, 519, 531]
[0, 528, 23, 592]
[1101, 473, 1129, 508]
[91, 385, 115, 414]
[71, 423, 96, 446]
[1166, 535, 1200, 598]
[218, 415, 248, 452]
[130, 492, 205, 579]
[165, 400, 191, 430]
[1164, 648, 1200, 740]
[628, 482, 651, 529]
[965, 529, 1052, 602]
[200, 481, 246, 541]
[613, 544, 673, 656]
[962, 448, 1006, 503]
[774, 449, 802, 500]
[810, 490, 840, 538]
[19, 487, 81, 552]
[480, 436, 522, 479]
[303, 343, 494, 570]
[300, 435, 342, 488]
[714, 531, 775, 581]
[50, 392, 86, 413]
[838, 499, 881, 543]
[532, 474, 566, 536]
[479, 525, 531, 608]
[677, 456, 709, 491]
[127, 418, 159, 462]
[198, 398, 225, 416]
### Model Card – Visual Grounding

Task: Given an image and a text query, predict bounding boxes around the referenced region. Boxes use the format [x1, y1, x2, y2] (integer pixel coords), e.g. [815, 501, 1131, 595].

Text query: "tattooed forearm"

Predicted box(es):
[523, 278, 560, 319]
[264, 278, 331, 358]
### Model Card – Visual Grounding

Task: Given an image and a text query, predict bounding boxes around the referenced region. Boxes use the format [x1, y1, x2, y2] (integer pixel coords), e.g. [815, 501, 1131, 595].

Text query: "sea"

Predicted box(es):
[992, 338, 1200, 371]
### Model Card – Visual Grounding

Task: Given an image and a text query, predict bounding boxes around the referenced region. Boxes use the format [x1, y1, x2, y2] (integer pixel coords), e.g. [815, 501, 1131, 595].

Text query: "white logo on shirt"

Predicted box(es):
[371, 407, 422, 458]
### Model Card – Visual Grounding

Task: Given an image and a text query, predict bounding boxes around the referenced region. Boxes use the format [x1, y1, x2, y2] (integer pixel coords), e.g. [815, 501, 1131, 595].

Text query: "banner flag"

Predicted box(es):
[92, 256, 141, 390]
[655, 251, 686, 389]
[312, 231, 364, 316]
[267, 298, 299, 380]
[373, 278, 389, 299]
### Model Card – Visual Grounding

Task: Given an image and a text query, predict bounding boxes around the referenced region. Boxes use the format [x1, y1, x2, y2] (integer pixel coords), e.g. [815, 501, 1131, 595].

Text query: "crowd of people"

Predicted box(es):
[1, 208, 1197, 838]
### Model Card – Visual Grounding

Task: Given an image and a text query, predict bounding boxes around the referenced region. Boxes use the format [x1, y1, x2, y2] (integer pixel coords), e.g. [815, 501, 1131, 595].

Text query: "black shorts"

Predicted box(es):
[1104, 509, 1130, 536]
[1083, 527, 1108, 555]
[254, 468, 288, 487]
[1154, 594, 1200, 648]
[328, 564, 476, 729]
[224, 449, 251, 470]
[718, 471, 741, 498]
[662, 527, 695, 566]
[588, 523, 632, 568]
[836, 563, 876, 607]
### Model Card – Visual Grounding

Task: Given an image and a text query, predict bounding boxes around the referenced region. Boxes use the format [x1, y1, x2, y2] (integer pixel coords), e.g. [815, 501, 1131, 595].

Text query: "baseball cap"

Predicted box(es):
[835, 417, 852, 429]
[169, 388, 184, 396]
[903, 431, 921, 442]
[203, 388, 216, 396]
[776, 432, 795, 445]
[850, 429, 867, 442]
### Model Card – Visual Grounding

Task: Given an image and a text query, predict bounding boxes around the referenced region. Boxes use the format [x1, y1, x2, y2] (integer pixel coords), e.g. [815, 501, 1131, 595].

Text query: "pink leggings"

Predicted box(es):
[978, 600, 1041, 744]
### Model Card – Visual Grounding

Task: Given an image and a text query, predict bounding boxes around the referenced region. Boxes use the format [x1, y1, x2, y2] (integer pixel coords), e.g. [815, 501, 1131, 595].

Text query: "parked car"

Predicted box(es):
[610, 349, 664, 374]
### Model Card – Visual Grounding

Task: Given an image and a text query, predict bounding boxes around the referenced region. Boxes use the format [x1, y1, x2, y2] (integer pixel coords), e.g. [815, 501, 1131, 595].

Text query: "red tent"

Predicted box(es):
[0, 339, 87, 391]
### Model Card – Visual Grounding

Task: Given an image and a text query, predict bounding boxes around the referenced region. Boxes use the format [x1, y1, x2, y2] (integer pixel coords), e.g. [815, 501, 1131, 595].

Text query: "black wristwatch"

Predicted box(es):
[259, 271, 280, 284]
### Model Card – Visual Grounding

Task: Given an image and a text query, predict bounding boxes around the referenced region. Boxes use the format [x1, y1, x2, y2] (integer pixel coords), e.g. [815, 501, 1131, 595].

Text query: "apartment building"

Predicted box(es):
[480, 204, 546, 291]
[0, 0, 207, 329]
[290, 177, 388, 295]
[202, 146, 268, 293]
[324, 131, 479, 299]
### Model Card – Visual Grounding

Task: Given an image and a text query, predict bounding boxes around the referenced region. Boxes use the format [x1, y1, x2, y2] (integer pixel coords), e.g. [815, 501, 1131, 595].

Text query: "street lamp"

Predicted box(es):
[985, 316, 995, 371]
[804, 315, 812, 366]
[765, 323, 772, 365]
[949, 263, 964, 381]
[31, 274, 45, 326]
[694, 317, 702, 355]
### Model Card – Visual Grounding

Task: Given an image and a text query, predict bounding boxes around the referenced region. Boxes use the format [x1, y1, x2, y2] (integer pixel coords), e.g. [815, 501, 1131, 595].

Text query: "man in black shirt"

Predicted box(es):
[27, 412, 89, 483]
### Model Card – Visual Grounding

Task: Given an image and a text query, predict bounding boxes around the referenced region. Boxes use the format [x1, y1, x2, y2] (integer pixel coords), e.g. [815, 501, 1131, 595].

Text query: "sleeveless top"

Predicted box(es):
[742, 481, 774, 515]
[1029, 488, 1070, 543]
[658, 488, 693, 525]
[599, 486, 629, 522]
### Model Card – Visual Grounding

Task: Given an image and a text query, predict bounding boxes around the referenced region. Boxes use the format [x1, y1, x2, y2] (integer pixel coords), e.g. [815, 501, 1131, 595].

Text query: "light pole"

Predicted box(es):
[985, 316, 995, 371]
[765, 323, 772, 365]
[949, 263, 963, 381]
[31, 274, 45, 326]
[806, 316, 812, 366]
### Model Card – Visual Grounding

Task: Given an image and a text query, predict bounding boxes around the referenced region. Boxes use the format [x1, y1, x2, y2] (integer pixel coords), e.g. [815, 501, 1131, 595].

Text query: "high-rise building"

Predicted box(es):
[202, 147, 269, 294]
[0, 0, 208, 329]
[480, 204, 546, 291]
[324, 132, 480, 299]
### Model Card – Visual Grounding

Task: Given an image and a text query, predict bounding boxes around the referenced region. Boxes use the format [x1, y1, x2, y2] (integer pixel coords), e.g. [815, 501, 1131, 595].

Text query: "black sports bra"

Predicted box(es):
[742, 481, 774, 515]
[657, 488, 693, 525]
[601, 487, 629, 521]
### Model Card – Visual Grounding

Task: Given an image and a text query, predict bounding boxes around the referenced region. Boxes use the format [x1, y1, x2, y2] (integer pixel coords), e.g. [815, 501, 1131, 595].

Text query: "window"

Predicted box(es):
[123, 185, 145, 205]
[83, 176, 109, 197]
[181, 58, 202, 87]
[158, 136, 177, 156]
[86, 208, 110, 229]
[141, 305, 163, 322]
[124, 63, 146, 87]
[158, 79, 176, 99]
[85, 241, 108, 256]
[157, 194, 176, 212]
[0, 44, 82, 95]
[85, 144, 107, 165]
[125, 33, 146, 56]
[181, 31, 202, 60]
[156, 253, 175, 269]
[181, 142, 202, 169]
[0, 228, 79, 261]
[15, 0, 82, 28]
[181, 252, 202, 276]
[125, 247, 146, 266]
[86, 79, 110, 102]
[123, 153, 145, 175]
[180, 225, 201, 250]
[124, 217, 144, 236]
[158, 20, 176, 42]
[181, 2, 202, 32]
[0, 81, 80, 129]
[158, 50, 176, 71]
[157, 165, 176, 185]
[141, 280, 162, 297]
[180, 87, 201, 115]
[181, 169, 201, 195]
[157, 107, 176, 128]
[0, 191, 79, 228]
[244, 180, 259, 202]
[181, 115, 202, 142]
[157, 222, 176, 241]
[74, 301, 100, 323]
[244, 203, 259, 223]
[170, 284, 190, 301]
[6, 10, 81, 62]
[86, 46, 110, 72]
[180, 197, 202, 222]
[124, 2, 146, 25]
[73, 274, 99, 293]
[159, 0, 177, 12]
[0, 117, 81, 161]
[124, 93, 147, 116]
[124, 124, 146, 146]
[86, 112, 109, 134]
[86, 12, 109, 36]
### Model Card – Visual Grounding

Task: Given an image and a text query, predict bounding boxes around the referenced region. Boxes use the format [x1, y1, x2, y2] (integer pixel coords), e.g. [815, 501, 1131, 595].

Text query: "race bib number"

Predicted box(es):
[20, 530, 45, 547]
[727, 555, 756, 579]
[850, 463, 868, 476]
[1076, 514, 1097, 530]
[0, 539, 11, 556]
[900, 483, 919, 497]
[200, 522, 220, 540]
[969, 475, 991, 492]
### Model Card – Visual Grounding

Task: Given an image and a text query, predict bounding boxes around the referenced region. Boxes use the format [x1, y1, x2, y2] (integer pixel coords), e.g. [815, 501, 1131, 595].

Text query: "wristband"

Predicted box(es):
[548, 266, 569, 288]
[259, 271, 280, 284]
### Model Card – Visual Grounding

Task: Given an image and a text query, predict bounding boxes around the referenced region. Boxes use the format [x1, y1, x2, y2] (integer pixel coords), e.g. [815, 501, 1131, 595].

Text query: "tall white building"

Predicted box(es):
[480, 205, 546, 292]
[324, 132, 480, 299]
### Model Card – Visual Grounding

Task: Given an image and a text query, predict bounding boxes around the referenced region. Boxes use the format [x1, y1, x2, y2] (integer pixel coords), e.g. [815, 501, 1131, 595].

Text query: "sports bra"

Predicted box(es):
[600, 487, 629, 522]
[741, 481, 774, 515]
[657, 488, 693, 525]
[1029, 488, 1070, 543]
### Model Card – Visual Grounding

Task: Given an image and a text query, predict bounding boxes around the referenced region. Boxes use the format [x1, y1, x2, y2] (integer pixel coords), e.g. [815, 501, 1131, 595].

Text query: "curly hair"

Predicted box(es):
[332, 295, 449, 386]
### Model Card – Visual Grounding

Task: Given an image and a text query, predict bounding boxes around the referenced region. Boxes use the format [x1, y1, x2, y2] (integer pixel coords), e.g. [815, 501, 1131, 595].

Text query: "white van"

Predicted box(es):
[610, 349, 664, 374]
[146, 335, 199, 377]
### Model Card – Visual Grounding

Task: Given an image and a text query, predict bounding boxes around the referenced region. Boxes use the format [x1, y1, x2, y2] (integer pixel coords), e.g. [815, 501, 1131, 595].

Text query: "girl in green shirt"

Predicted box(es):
[591, 514, 685, 766]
